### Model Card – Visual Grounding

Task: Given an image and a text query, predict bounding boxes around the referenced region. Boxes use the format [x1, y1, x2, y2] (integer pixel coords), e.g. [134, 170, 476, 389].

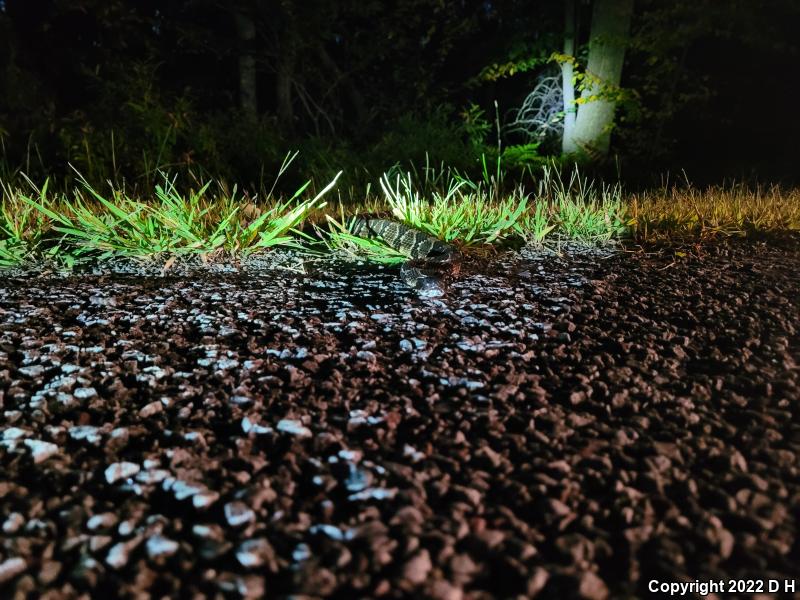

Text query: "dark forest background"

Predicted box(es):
[0, 0, 798, 194]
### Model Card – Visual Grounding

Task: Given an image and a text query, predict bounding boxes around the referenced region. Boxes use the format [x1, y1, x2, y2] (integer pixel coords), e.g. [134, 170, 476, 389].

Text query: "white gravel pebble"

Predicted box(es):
[17, 365, 44, 378]
[276, 419, 312, 438]
[242, 417, 273, 435]
[193, 490, 220, 509]
[105, 461, 140, 484]
[87, 513, 118, 531]
[224, 501, 255, 527]
[0, 557, 27, 584]
[74, 387, 98, 400]
[2, 513, 24, 534]
[236, 538, 271, 567]
[24, 439, 58, 463]
[146, 534, 179, 559]
[105, 542, 130, 569]
[138, 401, 163, 417]
[69, 425, 102, 445]
[2, 427, 29, 440]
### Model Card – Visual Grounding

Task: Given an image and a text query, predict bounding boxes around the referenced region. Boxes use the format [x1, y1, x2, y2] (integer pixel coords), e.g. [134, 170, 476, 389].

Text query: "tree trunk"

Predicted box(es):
[235, 10, 258, 121]
[566, 0, 634, 158]
[275, 52, 294, 131]
[561, 0, 577, 153]
[275, 1, 296, 133]
[316, 45, 368, 132]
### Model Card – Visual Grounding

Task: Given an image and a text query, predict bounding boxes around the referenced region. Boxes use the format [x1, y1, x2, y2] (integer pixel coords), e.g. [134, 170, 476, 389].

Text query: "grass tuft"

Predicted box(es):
[0, 176, 55, 266]
[2, 153, 341, 265]
[536, 165, 630, 243]
[380, 167, 529, 246]
[520, 202, 557, 245]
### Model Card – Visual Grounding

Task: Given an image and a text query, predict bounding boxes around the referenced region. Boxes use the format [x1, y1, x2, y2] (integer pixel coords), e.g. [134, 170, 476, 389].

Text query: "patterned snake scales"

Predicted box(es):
[350, 218, 462, 294]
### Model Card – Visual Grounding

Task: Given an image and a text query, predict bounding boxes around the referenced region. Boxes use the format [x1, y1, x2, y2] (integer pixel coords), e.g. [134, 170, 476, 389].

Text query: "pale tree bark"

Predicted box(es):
[235, 10, 258, 121]
[566, 0, 634, 157]
[560, 0, 577, 153]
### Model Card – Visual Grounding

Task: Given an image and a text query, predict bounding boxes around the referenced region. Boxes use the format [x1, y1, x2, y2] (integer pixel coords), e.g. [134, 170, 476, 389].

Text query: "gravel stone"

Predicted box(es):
[276, 418, 312, 438]
[224, 501, 255, 527]
[24, 439, 58, 463]
[146, 534, 179, 559]
[0, 557, 27, 584]
[87, 513, 118, 531]
[105, 461, 141, 484]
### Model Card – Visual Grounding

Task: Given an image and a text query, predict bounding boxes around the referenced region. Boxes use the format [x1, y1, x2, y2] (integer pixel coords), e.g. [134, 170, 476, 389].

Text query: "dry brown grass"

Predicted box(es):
[627, 184, 800, 242]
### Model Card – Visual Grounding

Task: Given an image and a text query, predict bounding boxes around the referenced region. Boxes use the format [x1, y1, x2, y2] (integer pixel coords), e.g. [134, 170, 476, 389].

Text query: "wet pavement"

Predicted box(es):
[1, 236, 799, 599]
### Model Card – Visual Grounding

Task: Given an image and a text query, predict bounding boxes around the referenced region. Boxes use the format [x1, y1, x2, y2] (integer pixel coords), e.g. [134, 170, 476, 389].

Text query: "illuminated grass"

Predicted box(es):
[375, 163, 627, 248]
[2, 156, 797, 270]
[536, 165, 630, 243]
[1, 154, 341, 265]
[0, 177, 55, 266]
[628, 184, 800, 241]
[520, 202, 557, 245]
[380, 169, 528, 246]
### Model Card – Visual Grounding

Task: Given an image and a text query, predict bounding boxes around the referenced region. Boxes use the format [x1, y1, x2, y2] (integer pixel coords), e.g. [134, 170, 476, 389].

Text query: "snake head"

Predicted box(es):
[427, 243, 457, 263]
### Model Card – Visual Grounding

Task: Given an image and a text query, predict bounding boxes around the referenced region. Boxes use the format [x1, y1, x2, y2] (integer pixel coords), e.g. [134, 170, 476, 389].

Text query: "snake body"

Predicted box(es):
[350, 218, 461, 293]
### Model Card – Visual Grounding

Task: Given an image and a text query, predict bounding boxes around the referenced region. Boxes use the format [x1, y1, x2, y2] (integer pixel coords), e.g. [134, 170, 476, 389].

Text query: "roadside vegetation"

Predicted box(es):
[1, 156, 798, 269]
[628, 184, 800, 241]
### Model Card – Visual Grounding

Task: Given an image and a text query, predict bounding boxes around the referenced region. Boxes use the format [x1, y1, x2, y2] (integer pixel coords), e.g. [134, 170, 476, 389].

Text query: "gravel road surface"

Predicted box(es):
[1, 237, 798, 599]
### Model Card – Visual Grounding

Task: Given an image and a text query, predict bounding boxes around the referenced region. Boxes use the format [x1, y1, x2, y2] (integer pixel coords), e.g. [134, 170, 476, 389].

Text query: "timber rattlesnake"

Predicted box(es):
[350, 218, 462, 295]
